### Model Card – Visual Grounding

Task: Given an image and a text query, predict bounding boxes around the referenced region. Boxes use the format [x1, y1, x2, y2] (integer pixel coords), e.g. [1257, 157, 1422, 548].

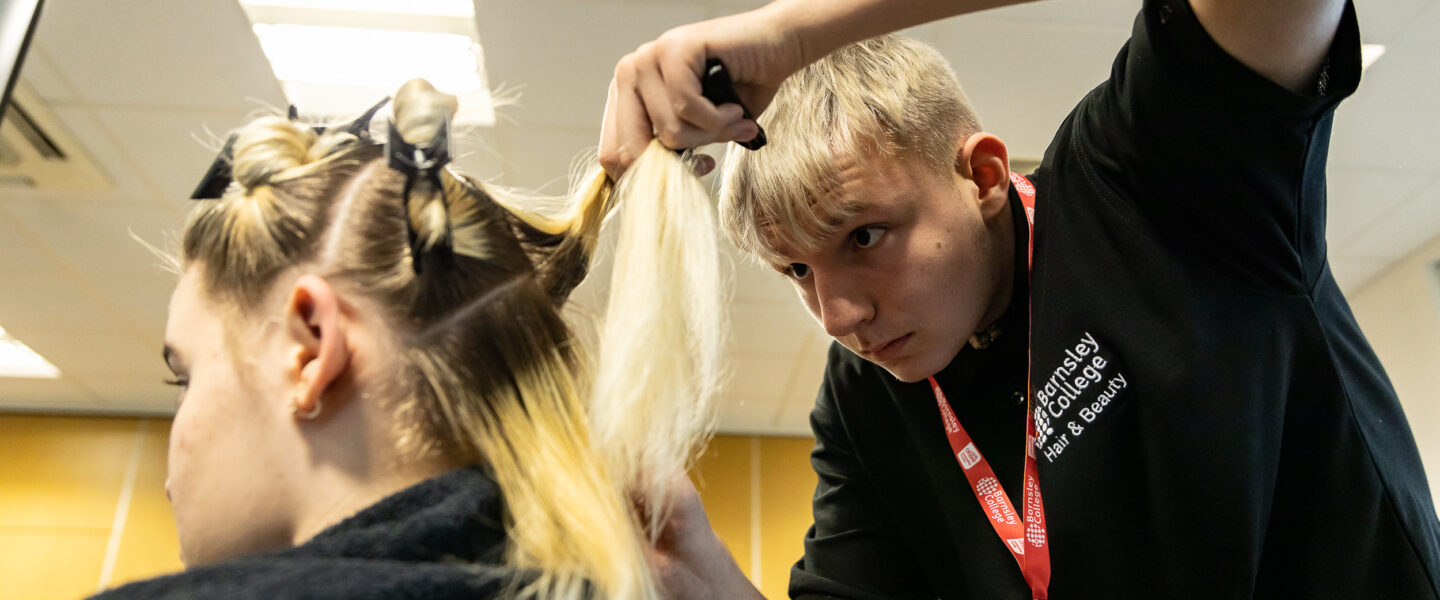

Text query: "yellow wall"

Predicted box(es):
[0, 414, 181, 600]
[692, 435, 818, 600]
[0, 415, 820, 600]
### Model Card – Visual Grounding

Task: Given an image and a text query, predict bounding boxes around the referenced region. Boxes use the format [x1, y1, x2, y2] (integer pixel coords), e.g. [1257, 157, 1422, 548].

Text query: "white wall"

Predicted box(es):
[1347, 232, 1440, 510]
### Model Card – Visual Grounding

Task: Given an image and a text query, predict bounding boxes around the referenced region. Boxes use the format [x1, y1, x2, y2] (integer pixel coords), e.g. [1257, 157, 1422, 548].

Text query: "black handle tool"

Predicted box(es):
[697, 57, 766, 151]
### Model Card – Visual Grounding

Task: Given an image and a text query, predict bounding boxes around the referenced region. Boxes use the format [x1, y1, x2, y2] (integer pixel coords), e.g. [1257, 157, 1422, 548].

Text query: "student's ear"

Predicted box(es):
[956, 132, 1011, 222]
[283, 275, 350, 421]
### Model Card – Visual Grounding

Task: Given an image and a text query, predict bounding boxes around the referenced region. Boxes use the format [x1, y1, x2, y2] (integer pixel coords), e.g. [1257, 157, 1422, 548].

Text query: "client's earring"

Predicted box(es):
[294, 398, 323, 420]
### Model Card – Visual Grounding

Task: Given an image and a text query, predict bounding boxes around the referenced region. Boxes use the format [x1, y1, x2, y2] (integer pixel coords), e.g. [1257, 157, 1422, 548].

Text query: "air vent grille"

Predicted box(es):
[0, 83, 109, 191]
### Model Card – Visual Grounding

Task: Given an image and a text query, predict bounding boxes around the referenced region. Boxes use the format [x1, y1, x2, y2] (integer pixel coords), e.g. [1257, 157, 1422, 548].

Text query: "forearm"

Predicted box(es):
[759, 0, 1040, 66]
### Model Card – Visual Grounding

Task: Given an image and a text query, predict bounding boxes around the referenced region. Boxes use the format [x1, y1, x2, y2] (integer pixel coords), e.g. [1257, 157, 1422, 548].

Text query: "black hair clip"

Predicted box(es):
[344, 96, 390, 140]
[190, 133, 239, 200]
[385, 117, 454, 274]
[187, 98, 392, 201]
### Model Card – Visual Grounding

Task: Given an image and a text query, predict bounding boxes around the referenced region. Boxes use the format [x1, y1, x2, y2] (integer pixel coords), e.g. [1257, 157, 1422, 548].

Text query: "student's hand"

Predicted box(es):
[597, 0, 1033, 179]
[598, 5, 804, 179]
[641, 474, 766, 600]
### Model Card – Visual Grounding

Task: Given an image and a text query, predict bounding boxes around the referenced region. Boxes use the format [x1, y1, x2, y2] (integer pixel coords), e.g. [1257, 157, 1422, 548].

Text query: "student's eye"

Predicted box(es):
[784, 263, 812, 281]
[853, 226, 886, 249]
[163, 377, 188, 391]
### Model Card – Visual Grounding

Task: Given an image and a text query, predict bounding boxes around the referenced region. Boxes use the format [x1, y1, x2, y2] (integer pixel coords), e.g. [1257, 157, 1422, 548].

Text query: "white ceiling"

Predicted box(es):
[1, 0, 1437, 435]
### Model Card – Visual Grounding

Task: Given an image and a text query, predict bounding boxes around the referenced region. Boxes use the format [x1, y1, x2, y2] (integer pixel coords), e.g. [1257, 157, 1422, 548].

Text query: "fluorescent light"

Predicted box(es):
[253, 24, 483, 91]
[0, 325, 60, 379]
[241, 0, 473, 17]
[1362, 44, 1386, 71]
[239, 0, 495, 124]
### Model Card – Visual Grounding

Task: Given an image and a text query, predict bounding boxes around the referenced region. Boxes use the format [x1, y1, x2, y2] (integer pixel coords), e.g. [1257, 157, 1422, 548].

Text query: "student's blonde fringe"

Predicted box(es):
[720, 34, 982, 267]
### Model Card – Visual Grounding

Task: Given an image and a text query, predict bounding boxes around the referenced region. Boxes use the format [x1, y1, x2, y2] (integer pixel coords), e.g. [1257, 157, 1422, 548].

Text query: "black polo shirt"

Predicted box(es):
[791, 1, 1440, 598]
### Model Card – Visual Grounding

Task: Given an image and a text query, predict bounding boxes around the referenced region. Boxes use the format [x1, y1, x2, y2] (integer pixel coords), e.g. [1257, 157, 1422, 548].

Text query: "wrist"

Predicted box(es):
[757, 0, 850, 68]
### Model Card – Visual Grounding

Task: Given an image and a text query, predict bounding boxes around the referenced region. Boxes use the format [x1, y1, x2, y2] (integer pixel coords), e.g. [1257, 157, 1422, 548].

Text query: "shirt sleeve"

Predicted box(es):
[1053, 0, 1362, 292]
[788, 349, 934, 600]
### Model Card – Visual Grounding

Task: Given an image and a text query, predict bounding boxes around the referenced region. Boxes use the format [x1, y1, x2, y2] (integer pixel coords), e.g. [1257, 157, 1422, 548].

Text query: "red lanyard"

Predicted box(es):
[929, 171, 1047, 599]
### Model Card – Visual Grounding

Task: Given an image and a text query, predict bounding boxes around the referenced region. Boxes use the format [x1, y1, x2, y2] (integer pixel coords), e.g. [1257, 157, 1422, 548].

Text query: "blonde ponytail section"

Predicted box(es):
[385, 80, 656, 600]
[485, 169, 617, 303]
[186, 116, 360, 307]
[392, 79, 460, 254]
[589, 141, 726, 535]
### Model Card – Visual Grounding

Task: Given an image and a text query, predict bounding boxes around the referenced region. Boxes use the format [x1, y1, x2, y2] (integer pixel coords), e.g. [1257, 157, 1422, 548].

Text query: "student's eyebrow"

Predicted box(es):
[827, 198, 876, 225]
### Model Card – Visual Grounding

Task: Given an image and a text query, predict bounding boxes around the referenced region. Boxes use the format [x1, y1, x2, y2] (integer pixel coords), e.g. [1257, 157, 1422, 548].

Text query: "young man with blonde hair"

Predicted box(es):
[601, 0, 1440, 598]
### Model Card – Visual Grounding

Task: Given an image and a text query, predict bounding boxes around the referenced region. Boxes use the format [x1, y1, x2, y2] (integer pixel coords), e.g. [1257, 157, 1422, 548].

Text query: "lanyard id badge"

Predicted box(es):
[929, 171, 1048, 599]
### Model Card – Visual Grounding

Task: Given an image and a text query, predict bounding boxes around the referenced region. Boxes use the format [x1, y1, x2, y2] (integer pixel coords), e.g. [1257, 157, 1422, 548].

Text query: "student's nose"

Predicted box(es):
[814, 271, 872, 339]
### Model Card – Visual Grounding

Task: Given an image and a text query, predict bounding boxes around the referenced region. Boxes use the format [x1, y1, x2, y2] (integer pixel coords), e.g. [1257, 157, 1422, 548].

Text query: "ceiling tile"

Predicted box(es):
[85, 268, 176, 346]
[731, 254, 796, 303]
[19, 329, 163, 383]
[493, 123, 601, 194]
[32, 0, 284, 110]
[1329, 12, 1440, 173]
[1329, 256, 1394, 295]
[451, 127, 513, 184]
[729, 299, 823, 357]
[3, 106, 164, 202]
[1325, 167, 1433, 248]
[0, 266, 134, 337]
[926, 19, 1132, 160]
[1354, 0, 1438, 42]
[0, 378, 101, 411]
[0, 214, 41, 274]
[43, 106, 163, 200]
[15, 47, 77, 105]
[475, 0, 710, 130]
[0, 197, 181, 277]
[1338, 180, 1440, 261]
[92, 108, 256, 207]
[973, 0, 1142, 29]
[67, 376, 176, 415]
[780, 334, 832, 402]
[774, 393, 817, 437]
[709, 0, 769, 20]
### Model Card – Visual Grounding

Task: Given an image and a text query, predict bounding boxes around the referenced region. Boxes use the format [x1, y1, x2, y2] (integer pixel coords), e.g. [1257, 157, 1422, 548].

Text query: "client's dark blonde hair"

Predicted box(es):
[181, 79, 722, 599]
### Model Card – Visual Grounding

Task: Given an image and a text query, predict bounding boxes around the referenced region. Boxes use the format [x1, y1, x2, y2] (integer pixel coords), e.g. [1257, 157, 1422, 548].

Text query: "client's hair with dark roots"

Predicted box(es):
[180, 79, 724, 600]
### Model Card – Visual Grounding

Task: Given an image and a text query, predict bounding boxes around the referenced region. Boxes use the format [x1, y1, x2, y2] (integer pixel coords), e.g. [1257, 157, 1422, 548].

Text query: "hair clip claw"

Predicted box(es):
[385, 117, 455, 274]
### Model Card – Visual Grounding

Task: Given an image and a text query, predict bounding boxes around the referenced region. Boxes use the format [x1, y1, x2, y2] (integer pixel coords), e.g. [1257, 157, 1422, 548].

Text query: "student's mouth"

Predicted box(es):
[866, 333, 912, 361]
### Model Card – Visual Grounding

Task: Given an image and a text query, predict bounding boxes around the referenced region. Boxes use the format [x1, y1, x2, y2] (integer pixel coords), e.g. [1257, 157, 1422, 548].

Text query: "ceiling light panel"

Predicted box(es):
[0, 325, 61, 379]
[238, 0, 493, 124]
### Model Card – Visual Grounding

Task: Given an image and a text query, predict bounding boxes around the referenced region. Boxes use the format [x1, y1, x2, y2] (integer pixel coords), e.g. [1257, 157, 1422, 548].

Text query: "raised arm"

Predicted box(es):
[598, 0, 1036, 178]
[1190, 0, 1348, 94]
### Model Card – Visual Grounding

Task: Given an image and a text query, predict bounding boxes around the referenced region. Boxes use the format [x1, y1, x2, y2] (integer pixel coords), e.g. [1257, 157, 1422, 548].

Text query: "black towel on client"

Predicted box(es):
[91, 466, 540, 599]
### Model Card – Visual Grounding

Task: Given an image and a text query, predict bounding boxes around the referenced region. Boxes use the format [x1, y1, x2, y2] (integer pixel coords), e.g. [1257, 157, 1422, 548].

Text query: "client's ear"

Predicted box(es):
[283, 275, 350, 420]
[955, 132, 1011, 222]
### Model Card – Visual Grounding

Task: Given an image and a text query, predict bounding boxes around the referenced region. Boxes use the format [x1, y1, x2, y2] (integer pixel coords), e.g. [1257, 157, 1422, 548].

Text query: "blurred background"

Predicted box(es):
[0, 0, 1436, 598]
